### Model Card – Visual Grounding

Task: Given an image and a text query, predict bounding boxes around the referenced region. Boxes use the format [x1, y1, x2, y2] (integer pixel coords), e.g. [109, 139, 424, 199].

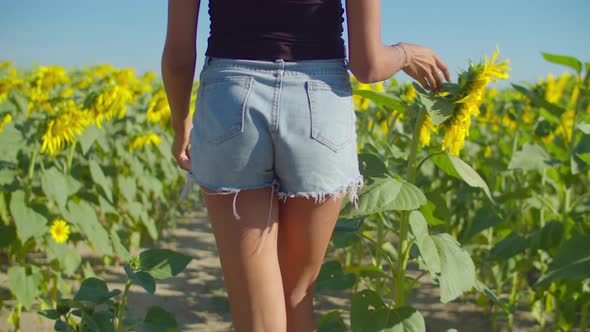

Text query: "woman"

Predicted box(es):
[162, 0, 450, 330]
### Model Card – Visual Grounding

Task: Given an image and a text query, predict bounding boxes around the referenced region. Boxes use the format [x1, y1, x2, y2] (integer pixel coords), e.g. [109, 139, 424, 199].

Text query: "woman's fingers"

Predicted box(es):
[436, 57, 451, 82]
[431, 66, 444, 92]
[425, 71, 438, 92]
[172, 134, 192, 171]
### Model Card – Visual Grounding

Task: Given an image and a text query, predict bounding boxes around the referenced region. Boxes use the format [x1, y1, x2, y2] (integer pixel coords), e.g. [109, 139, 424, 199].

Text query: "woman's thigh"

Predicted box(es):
[200, 184, 286, 331]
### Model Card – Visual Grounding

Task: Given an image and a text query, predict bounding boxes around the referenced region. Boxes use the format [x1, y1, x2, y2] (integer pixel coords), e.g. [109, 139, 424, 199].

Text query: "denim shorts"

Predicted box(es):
[183, 57, 363, 232]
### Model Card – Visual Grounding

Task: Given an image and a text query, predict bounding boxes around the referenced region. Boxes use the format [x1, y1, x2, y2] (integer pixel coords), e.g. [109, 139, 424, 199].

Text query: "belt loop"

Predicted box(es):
[275, 58, 285, 71]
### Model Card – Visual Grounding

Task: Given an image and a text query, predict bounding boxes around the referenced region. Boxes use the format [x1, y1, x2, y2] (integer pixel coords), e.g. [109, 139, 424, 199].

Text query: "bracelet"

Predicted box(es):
[393, 42, 409, 68]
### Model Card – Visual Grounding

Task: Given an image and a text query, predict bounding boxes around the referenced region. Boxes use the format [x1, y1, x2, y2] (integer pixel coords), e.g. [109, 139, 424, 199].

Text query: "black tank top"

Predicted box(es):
[205, 0, 346, 61]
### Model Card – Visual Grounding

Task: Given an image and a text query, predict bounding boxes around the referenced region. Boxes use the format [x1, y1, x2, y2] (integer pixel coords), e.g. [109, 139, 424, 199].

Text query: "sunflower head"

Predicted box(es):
[128, 133, 162, 151]
[50, 219, 70, 243]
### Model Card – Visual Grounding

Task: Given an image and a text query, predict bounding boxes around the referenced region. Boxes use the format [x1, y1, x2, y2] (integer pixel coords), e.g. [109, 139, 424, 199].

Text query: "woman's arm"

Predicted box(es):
[345, 0, 450, 90]
[162, 0, 200, 171]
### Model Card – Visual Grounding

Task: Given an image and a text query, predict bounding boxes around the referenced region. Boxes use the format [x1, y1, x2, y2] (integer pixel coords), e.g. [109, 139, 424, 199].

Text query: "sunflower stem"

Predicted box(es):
[27, 150, 37, 184]
[116, 278, 132, 332]
[393, 109, 425, 307]
[65, 140, 76, 174]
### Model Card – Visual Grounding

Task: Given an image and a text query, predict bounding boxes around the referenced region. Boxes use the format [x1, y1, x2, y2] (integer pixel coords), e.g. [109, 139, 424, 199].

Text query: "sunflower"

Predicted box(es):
[146, 88, 171, 127]
[419, 114, 437, 147]
[0, 113, 12, 133]
[440, 48, 511, 155]
[50, 219, 70, 243]
[128, 133, 162, 151]
[40, 101, 89, 156]
[89, 85, 132, 128]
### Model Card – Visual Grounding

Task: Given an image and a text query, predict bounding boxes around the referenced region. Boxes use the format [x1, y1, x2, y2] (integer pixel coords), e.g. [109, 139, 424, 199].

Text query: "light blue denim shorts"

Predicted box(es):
[187, 57, 363, 217]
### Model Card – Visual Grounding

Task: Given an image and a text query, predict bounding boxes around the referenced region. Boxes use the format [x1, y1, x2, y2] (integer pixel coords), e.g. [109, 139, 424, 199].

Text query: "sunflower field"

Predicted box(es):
[0, 50, 588, 331]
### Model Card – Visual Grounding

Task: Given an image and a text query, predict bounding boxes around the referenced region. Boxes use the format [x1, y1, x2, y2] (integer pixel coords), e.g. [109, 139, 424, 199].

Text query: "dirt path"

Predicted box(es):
[0, 207, 539, 331]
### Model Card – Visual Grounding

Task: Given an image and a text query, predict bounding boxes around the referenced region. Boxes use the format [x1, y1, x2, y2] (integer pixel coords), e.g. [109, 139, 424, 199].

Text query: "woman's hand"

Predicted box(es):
[398, 42, 450, 93]
[172, 131, 191, 171]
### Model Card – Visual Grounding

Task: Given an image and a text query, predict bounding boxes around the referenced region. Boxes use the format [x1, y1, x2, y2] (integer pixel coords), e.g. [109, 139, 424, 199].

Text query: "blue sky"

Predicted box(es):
[1, 0, 588, 87]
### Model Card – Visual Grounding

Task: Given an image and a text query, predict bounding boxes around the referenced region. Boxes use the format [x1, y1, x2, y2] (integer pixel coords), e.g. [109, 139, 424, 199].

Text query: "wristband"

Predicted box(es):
[393, 42, 409, 68]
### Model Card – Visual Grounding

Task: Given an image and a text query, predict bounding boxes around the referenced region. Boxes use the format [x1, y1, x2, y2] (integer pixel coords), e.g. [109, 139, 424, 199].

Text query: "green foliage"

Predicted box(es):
[38, 248, 191, 331]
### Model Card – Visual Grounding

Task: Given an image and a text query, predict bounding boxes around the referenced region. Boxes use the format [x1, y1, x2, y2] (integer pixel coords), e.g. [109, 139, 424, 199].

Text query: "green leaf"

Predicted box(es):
[578, 153, 590, 164]
[416, 90, 455, 125]
[418, 200, 445, 226]
[41, 167, 81, 210]
[351, 290, 388, 332]
[0, 222, 17, 248]
[139, 249, 192, 280]
[354, 89, 403, 109]
[356, 265, 388, 279]
[117, 175, 137, 203]
[448, 155, 494, 203]
[128, 201, 142, 220]
[47, 241, 68, 263]
[0, 123, 26, 162]
[530, 220, 564, 251]
[386, 181, 426, 211]
[0, 168, 18, 186]
[431, 154, 460, 179]
[125, 265, 156, 294]
[89, 311, 115, 332]
[110, 228, 132, 262]
[541, 52, 582, 73]
[63, 249, 82, 277]
[140, 211, 158, 240]
[387, 306, 425, 332]
[460, 207, 503, 242]
[89, 160, 113, 202]
[359, 152, 390, 179]
[318, 311, 348, 332]
[351, 290, 425, 332]
[334, 218, 364, 234]
[495, 188, 532, 204]
[98, 194, 117, 215]
[332, 218, 362, 249]
[508, 143, 553, 171]
[340, 177, 426, 218]
[141, 306, 181, 332]
[512, 83, 566, 116]
[490, 232, 530, 261]
[138, 174, 164, 200]
[431, 233, 477, 303]
[315, 261, 356, 292]
[409, 211, 441, 274]
[8, 265, 42, 310]
[54, 319, 68, 331]
[340, 177, 402, 217]
[474, 280, 513, 313]
[577, 122, 590, 134]
[535, 235, 590, 288]
[65, 201, 112, 256]
[74, 277, 119, 305]
[78, 125, 101, 155]
[38, 309, 60, 320]
[9, 190, 48, 243]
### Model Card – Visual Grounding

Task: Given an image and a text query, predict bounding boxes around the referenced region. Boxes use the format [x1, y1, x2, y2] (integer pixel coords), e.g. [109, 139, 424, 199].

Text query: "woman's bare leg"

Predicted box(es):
[277, 195, 344, 332]
[200, 185, 286, 332]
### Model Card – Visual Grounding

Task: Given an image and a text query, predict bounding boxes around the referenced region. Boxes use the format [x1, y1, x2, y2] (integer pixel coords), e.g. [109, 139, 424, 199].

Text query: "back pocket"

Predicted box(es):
[197, 76, 253, 144]
[306, 80, 355, 152]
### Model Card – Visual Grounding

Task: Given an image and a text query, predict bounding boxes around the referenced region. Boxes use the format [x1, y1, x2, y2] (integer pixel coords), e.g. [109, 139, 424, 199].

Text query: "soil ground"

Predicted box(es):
[0, 207, 541, 332]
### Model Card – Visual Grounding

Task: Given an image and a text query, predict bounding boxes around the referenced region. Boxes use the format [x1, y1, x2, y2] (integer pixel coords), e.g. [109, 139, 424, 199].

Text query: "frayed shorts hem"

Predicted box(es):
[186, 171, 364, 208]
[276, 175, 364, 208]
[188, 171, 278, 193]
